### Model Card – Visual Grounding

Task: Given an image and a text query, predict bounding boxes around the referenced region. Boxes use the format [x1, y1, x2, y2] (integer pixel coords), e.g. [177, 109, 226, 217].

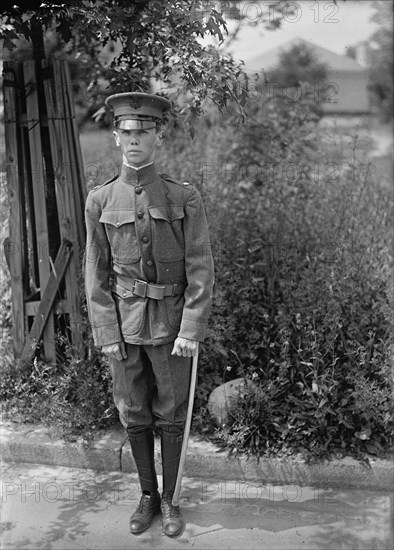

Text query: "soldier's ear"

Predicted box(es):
[156, 131, 165, 147]
[113, 130, 120, 147]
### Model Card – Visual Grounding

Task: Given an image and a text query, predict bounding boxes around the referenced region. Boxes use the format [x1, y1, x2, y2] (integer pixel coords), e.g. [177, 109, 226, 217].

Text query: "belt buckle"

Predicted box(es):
[133, 279, 148, 298]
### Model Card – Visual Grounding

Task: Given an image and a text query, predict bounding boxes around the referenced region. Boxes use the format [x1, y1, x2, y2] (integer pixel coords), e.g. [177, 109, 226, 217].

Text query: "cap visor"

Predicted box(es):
[115, 119, 157, 130]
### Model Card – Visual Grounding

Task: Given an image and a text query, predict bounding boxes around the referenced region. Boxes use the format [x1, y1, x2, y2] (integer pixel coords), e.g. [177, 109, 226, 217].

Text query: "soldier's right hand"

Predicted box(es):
[102, 342, 127, 361]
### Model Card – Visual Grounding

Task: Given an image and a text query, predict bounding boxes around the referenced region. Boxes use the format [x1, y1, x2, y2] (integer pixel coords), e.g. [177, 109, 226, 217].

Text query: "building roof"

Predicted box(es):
[245, 37, 366, 73]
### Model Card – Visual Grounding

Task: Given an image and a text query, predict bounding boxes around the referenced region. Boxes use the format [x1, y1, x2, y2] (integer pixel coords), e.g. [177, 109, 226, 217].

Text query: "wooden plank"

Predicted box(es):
[43, 60, 83, 353]
[3, 62, 25, 356]
[24, 300, 41, 317]
[18, 60, 40, 295]
[61, 61, 87, 212]
[57, 61, 86, 247]
[15, 63, 31, 297]
[23, 60, 56, 363]
[21, 239, 73, 364]
[25, 299, 69, 317]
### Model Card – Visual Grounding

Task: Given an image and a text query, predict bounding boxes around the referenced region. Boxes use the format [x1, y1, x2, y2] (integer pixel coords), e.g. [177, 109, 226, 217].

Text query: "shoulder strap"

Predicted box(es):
[160, 173, 191, 187]
[90, 173, 118, 193]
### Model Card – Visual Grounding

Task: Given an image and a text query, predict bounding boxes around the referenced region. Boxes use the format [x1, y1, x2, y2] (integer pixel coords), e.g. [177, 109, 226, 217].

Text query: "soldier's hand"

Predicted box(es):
[102, 342, 127, 361]
[171, 337, 198, 358]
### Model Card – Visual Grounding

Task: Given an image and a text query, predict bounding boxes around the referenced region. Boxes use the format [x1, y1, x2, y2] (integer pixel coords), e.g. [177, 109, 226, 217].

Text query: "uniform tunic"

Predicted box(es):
[84, 162, 214, 348]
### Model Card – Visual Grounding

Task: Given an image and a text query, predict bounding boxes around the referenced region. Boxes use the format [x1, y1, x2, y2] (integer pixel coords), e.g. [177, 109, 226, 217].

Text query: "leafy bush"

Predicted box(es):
[161, 82, 394, 462]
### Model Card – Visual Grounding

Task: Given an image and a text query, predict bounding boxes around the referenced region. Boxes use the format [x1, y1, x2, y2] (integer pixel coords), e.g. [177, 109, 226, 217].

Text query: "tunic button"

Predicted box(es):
[147, 260, 153, 266]
[135, 186, 142, 194]
[137, 212, 144, 219]
[123, 292, 127, 297]
[142, 236, 149, 243]
[116, 221, 120, 227]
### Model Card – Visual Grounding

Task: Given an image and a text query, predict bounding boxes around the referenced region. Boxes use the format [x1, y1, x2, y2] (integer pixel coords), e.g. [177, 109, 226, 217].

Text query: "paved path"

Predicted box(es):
[1, 462, 392, 550]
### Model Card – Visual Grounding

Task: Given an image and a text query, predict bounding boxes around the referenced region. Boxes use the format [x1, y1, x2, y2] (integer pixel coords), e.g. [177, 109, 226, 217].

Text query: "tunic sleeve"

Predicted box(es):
[84, 192, 122, 346]
[178, 186, 214, 342]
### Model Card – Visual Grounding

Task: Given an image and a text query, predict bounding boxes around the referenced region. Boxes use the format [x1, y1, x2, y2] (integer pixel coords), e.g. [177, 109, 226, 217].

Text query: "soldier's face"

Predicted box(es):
[113, 127, 162, 166]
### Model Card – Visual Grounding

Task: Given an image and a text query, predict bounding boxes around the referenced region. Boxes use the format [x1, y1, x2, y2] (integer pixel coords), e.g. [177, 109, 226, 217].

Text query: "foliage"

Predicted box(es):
[159, 81, 394, 462]
[0, 307, 117, 442]
[1, 0, 294, 132]
[0, 173, 14, 376]
[367, 0, 393, 122]
[268, 41, 328, 86]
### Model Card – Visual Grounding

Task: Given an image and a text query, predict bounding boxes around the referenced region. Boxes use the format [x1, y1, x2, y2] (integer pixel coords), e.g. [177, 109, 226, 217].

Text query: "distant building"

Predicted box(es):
[245, 37, 370, 115]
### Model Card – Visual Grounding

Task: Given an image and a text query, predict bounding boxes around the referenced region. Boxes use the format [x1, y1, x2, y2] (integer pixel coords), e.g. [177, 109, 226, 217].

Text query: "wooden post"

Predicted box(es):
[19, 63, 40, 295]
[3, 63, 25, 356]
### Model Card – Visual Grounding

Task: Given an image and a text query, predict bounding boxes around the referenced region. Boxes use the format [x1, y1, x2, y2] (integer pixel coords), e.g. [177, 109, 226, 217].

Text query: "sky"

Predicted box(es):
[203, 1, 380, 62]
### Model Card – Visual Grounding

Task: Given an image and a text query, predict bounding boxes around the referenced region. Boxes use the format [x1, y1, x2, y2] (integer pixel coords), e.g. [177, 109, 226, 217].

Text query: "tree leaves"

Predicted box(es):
[0, 0, 253, 133]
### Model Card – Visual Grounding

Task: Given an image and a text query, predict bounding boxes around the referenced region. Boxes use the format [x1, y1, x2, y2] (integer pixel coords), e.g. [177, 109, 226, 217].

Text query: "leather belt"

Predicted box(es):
[113, 274, 186, 300]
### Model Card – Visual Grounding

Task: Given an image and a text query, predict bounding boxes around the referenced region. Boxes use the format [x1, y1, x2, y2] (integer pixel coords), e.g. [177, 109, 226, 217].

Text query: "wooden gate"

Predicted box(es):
[3, 58, 87, 364]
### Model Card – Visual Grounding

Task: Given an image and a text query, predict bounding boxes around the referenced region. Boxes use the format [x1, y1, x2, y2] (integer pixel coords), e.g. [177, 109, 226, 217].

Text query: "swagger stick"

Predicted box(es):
[172, 342, 199, 506]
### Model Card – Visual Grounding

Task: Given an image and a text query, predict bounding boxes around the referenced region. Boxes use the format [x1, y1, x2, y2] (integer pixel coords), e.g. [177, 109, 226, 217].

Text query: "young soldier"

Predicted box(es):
[84, 92, 214, 538]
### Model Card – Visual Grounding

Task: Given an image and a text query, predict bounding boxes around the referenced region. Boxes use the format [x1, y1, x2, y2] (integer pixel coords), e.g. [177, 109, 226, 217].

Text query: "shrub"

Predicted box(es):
[161, 83, 394, 461]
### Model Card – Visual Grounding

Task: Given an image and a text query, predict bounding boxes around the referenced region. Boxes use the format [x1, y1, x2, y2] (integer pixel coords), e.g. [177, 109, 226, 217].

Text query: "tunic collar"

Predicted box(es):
[119, 162, 158, 186]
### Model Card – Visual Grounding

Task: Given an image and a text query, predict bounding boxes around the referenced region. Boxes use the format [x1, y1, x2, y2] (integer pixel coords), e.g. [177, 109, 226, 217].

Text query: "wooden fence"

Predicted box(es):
[3, 58, 86, 364]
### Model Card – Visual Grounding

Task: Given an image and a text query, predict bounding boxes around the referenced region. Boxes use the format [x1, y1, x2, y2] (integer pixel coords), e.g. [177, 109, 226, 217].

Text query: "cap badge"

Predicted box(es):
[129, 96, 143, 110]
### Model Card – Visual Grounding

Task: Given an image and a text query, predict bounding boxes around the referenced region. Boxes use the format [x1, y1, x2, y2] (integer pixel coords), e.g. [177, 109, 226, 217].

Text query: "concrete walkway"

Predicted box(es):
[1, 462, 393, 550]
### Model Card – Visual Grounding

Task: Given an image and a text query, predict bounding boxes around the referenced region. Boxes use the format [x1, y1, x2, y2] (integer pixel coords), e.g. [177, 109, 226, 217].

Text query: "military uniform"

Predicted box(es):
[84, 92, 214, 537]
[85, 162, 214, 427]
[85, 163, 213, 348]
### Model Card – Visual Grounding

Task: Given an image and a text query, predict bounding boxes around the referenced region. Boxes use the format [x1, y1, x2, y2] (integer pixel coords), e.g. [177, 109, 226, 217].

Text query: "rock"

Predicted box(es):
[207, 378, 245, 427]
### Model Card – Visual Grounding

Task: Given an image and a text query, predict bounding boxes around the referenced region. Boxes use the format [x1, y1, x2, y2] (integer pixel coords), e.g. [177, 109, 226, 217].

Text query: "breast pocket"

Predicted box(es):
[148, 206, 185, 261]
[99, 210, 140, 265]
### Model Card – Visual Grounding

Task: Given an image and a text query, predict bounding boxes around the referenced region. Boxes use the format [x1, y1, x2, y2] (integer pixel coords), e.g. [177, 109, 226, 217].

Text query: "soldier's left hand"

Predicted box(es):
[171, 337, 198, 358]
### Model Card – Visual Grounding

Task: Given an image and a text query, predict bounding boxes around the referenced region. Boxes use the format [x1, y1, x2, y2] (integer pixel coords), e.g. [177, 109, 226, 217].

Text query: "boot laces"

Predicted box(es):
[162, 493, 181, 518]
[138, 493, 157, 514]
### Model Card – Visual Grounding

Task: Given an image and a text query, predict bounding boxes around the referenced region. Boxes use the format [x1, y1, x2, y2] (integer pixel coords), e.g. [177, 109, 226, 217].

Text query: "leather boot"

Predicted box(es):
[160, 425, 185, 538]
[127, 426, 159, 535]
[127, 426, 158, 495]
[129, 491, 161, 535]
[161, 490, 185, 538]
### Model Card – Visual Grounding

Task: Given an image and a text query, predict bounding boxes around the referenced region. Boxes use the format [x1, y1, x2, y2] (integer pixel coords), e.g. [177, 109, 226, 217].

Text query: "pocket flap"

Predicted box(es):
[99, 210, 135, 227]
[148, 206, 184, 223]
[112, 282, 135, 299]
